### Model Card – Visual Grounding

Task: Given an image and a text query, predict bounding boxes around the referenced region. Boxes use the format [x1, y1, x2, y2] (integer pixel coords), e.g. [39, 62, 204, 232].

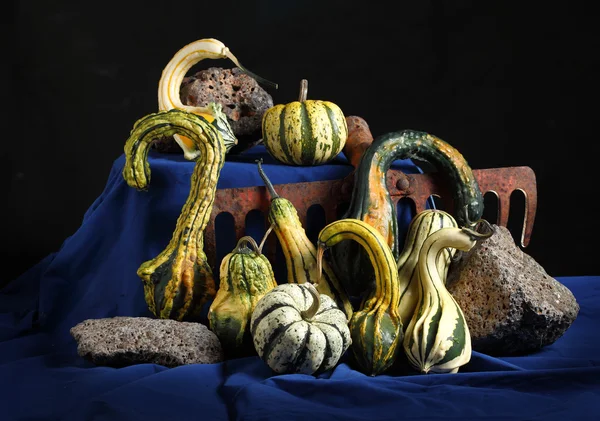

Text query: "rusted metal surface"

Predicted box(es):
[203, 116, 538, 268]
[204, 165, 537, 268]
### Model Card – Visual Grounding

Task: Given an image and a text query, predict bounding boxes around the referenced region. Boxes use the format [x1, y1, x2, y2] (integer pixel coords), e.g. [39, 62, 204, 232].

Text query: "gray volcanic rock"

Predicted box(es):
[446, 225, 579, 355]
[70, 317, 224, 367]
[152, 67, 273, 154]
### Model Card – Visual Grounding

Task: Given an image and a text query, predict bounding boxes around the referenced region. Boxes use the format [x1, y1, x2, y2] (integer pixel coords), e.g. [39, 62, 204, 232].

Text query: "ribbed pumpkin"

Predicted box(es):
[250, 282, 351, 375]
[262, 79, 348, 166]
[208, 236, 277, 357]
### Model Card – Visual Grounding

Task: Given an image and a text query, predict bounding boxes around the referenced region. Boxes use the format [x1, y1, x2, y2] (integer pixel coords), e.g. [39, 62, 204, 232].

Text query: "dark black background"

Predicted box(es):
[4, 1, 598, 286]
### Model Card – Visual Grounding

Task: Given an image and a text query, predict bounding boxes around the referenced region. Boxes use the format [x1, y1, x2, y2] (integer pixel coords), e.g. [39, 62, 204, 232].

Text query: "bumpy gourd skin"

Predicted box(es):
[331, 129, 483, 298]
[208, 237, 277, 357]
[318, 218, 403, 376]
[122, 109, 226, 321]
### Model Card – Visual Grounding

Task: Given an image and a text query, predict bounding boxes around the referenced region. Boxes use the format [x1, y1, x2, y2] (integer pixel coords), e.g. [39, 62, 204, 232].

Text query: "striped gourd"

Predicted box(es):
[256, 160, 353, 320]
[403, 221, 494, 374]
[330, 129, 484, 298]
[397, 210, 458, 327]
[208, 236, 277, 357]
[262, 79, 348, 166]
[157, 38, 277, 160]
[250, 282, 351, 375]
[122, 109, 226, 321]
[317, 219, 402, 376]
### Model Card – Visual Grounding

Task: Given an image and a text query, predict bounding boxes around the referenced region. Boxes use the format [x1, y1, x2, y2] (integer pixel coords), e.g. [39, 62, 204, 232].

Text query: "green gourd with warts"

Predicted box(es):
[330, 130, 484, 297]
[122, 108, 227, 321]
[208, 236, 277, 357]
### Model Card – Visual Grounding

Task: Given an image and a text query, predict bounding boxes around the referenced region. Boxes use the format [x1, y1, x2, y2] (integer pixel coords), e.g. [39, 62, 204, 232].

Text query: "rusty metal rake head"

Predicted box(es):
[203, 116, 537, 269]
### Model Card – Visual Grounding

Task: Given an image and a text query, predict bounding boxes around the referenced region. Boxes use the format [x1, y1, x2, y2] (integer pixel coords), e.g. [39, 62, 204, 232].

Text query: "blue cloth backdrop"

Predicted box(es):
[1, 146, 599, 421]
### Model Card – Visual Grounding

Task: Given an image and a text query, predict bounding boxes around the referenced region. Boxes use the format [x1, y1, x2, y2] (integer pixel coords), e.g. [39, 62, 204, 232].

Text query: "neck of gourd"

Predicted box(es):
[321, 221, 399, 312]
[419, 228, 475, 291]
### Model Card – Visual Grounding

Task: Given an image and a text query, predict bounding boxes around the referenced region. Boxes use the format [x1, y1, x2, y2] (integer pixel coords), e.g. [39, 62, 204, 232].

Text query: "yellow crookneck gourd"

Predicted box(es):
[122, 109, 226, 321]
[403, 220, 494, 374]
[316, 218, 402, 376]
[256, 159, 353, 320]
[158, 38, 277, 160]
[208, 235, 277, 357]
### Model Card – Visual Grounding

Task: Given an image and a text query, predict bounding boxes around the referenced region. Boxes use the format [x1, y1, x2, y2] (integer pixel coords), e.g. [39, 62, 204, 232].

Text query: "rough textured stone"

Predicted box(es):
[70, 316, 224, 367]
[446, 225, 579, 356]
[152, 67, 273, 154]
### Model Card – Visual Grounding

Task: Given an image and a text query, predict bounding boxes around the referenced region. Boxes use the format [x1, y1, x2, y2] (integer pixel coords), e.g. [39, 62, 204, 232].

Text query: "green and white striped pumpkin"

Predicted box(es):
[403, 224, 492, 374]
[250, 282, 351, 375]
[262, 79, 348, 166]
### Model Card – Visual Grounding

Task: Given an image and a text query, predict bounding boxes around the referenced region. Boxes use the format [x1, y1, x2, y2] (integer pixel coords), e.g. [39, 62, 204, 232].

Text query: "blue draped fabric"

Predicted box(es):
[1, 147, 598, 420]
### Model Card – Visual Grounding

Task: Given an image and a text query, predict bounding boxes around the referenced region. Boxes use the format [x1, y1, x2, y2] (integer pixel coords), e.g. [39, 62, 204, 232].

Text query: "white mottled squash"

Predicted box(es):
[250, 282, 351, 375]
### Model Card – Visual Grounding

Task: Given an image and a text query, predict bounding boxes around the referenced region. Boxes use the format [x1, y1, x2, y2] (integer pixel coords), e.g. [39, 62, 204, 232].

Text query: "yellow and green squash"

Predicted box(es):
[208, 235, 278, 357]
[404, 221, 494, 374]
[317, 218, 403, 376]
[397, 209, 458, 327]
[262, 79, 348, 166]
[330, 129, 484, 297]
[122, 108, 227, 321]
[256, 159, 353, 320]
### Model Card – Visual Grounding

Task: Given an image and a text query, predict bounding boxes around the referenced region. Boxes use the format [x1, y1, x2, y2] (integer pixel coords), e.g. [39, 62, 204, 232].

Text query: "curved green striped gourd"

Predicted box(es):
[330, 129, 483, 297]
[256, 160, 353, 320]
[262, 79, 347, 166]
[122, 108, 226, 321]
[250, 282, 351, 375]
[317, 218, 402, 376]
[397, 209, 458, 326]
[403, 223, 493, 374]
[208, 236, 278, 357]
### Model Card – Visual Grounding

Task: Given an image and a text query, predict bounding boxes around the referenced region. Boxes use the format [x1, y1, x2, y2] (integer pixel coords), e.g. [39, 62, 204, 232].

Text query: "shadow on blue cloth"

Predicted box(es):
[1, 147, 599, 420]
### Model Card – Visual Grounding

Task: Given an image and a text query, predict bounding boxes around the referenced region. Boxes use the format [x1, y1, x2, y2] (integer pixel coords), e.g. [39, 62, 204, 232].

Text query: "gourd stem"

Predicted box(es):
[462, 218, 495, 240]
[256, 159, 280, 199]
[316, 245, 325, 287]
[298, 79, 308, 102]
[235, 235, 261, 255]
[301, 282, 321, 320]
[258, 224, 275, 254]
[224, 50, 279, 89]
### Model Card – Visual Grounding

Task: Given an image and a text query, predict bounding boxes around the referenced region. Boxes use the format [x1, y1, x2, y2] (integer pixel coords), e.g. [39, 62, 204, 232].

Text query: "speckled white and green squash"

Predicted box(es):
[250, 283, 351, 375]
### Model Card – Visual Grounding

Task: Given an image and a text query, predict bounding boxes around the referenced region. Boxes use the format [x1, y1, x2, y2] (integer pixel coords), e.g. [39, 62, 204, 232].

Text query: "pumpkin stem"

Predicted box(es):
[298, 79, 308, 102]
[235, 235, 262, 255]
[223, 49, 279, 89]
[256, 159, 280, 199]
[301, 282, 321, 320]
[257, 223, 275, 254]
